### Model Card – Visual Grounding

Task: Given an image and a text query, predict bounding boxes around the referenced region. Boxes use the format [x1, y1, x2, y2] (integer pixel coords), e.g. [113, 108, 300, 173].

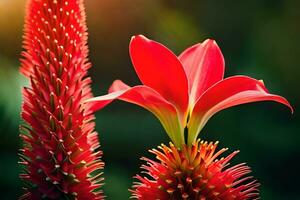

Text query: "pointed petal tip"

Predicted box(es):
[203, 38, 216, 44]
[201, 39, 220, 48]
[108, 79, 130, 93]
[256, 78, 293, 114]
[111, 79, 122, 85]
[280, 97, 294, 114]
[269, 93, 293, 114]
[258, 79, 264, 85]
[130, 35, 137, 43]
[130, 34, 148, 43]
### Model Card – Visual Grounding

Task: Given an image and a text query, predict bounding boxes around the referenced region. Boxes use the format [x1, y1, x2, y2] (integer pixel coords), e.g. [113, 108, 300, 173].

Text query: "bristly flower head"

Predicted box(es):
[86, 35, 293, 147]
[132, 140, 260, 200]
[19, 0, 104, 199]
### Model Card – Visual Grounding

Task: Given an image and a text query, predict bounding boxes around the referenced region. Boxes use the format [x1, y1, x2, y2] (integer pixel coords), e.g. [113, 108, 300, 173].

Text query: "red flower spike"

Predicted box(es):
[87, 35, 293, 147]
[19, 0, 104, 199]
[131, 140, 260, 200]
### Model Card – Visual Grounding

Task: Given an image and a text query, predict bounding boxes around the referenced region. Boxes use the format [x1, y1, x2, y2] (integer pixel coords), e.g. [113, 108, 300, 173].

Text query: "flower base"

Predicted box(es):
[131, 140, 259, 200]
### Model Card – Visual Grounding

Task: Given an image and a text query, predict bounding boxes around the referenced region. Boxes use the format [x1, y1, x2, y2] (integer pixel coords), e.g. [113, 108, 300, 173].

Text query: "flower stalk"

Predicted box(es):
[19, 0, 104, 199]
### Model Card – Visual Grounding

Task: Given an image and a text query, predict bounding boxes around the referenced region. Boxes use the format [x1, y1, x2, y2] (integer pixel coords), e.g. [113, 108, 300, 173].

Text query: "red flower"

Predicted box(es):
[19, 0, 103, 199]
[87, 35, 292, 147]
[131, 140, 260, 200]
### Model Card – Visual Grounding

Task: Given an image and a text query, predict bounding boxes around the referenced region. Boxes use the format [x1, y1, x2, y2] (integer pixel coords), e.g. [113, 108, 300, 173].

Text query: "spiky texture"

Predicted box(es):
[131, 140, 260, 200]
[19, 0, 104, 199]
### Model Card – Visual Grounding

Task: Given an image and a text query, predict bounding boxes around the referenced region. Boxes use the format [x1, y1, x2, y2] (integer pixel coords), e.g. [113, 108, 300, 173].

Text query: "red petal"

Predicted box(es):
[129, 35, 189, 117]
[188, 76, 293, 144]
[86, 80, 185, 147]
[179, 39, 225, 107]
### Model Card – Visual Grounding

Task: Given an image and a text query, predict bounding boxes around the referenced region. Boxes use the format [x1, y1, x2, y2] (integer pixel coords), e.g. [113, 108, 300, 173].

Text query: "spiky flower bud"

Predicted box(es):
[131, 140, 260, 200]
[19, 0, 104, 199]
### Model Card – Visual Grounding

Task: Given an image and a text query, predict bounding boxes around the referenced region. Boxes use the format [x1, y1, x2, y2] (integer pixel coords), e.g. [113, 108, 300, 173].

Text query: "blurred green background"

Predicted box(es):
[0, 0, 299, 199]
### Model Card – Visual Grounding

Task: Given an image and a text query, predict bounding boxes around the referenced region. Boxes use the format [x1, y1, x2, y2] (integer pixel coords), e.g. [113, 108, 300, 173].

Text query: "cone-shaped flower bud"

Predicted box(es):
[131, 140, 260, 200]
[19, 0, 104, 199]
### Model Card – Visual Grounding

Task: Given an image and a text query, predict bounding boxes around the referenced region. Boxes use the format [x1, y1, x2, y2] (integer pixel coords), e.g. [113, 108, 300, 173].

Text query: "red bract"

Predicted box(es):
[19, 0, 103, 199]
[131, 140, 260, 200]
[87, 35, 293, 147]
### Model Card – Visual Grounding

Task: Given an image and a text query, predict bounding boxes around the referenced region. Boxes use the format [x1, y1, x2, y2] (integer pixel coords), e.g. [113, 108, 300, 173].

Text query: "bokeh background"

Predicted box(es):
[0, 0, 299, 199]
